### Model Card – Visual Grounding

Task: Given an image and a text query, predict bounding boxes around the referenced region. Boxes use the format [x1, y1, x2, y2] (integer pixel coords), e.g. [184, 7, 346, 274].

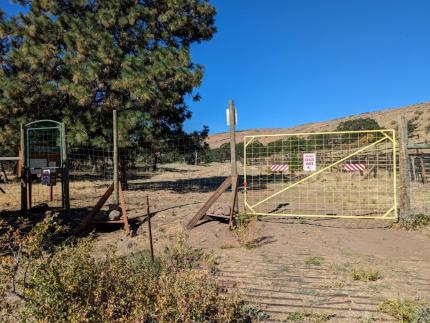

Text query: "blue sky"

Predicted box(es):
[3, 0, 430, 134]
[186, 0, 430, 133]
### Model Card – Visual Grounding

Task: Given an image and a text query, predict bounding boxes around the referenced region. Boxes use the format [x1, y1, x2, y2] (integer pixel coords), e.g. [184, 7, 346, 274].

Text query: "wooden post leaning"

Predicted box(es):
[76, 181, 130, 235]
[186, 100, 239, 230]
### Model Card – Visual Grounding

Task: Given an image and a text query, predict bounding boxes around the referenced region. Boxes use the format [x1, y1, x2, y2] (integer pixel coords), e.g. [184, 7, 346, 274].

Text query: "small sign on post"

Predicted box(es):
[303, 153, 316, 171]
[226, 109, 238, 126]
[41, 169, 56, 186]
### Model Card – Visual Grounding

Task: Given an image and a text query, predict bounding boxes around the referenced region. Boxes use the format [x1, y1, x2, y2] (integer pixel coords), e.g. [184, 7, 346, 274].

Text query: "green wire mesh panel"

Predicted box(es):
[243, 130, 397, 219]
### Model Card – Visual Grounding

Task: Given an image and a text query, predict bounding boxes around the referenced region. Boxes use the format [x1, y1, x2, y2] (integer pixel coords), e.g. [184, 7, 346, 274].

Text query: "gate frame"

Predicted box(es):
[243, 129, 397, 220]
[21, 120, 70, 214]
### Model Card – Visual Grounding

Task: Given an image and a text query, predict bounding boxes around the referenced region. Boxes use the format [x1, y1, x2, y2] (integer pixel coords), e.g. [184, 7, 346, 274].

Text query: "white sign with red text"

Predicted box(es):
[303, 153, 316, 171]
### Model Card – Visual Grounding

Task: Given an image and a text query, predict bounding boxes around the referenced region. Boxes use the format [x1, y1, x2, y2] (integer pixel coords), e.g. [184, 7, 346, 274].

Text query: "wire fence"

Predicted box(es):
[1, 120, 429, 220]
[66, 137, 240, 226]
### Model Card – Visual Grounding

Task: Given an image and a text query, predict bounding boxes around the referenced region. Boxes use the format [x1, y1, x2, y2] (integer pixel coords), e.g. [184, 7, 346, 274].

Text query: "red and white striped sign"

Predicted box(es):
[271, 164, 289, 172]
[343, 163, 366, 172]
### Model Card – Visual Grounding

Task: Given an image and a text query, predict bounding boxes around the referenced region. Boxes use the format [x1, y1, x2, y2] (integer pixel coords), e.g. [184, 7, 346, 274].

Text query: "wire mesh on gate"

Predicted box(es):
[26, 126, 63, 208]
[243, 130, 397, 219]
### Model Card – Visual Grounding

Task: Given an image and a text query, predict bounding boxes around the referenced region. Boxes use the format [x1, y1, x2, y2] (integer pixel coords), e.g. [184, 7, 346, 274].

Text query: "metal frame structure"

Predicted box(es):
[21, 120, 69, 213]
[243, 129, 397, 219]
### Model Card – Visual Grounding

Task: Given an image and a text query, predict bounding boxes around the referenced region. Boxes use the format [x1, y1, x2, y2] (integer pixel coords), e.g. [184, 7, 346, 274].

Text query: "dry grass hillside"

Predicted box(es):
[207, 101, 430, 148]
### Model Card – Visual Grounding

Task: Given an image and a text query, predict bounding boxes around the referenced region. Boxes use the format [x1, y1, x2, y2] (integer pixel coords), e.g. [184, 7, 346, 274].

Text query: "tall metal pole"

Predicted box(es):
[229, 100, 238, 212]
[113, 110, 119, 205]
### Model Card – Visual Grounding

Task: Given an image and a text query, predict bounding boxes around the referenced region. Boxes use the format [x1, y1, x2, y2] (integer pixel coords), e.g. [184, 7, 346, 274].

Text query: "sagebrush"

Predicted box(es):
[0, 216, 257, 322]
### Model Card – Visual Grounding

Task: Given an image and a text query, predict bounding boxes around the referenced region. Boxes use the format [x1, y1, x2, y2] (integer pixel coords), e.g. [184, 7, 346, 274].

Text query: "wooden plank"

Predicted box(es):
[408, 143, 430, 149]
[410, 156, 416, 182]
[76, 183, 114, 233]
[17, 151, 22, 178]
[362, 165, 376, 180]
[119, 181, 130, 235]
[420, 155, 427, 183]
[186, 176, 232, 229]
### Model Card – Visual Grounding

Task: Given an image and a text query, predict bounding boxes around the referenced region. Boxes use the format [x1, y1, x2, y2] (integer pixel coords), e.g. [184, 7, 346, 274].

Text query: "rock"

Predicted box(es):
[213, 205, 230, 216]
[108, 209, 121, 221]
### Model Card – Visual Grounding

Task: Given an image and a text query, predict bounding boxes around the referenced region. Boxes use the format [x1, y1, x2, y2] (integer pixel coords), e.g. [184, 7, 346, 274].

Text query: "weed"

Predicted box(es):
[378, 298, 430, 322]
[279, 265, 290, 272]
[397, 214, 430, 230]
[285, 310, 335, 322]
[305, 256, 324, 266]
[352, 266, 382, 281]
[220, 243, 237, 249]
[233, 213, 260, 249]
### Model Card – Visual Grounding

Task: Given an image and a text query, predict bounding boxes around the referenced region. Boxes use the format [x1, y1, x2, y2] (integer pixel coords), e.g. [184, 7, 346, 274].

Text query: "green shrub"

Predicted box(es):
[285, 310, 335, 322]
[378, 298, 430, 322]
[305, 256, 324, 266]
[351, 266, 382, 281]
[1, 217, 256, 322]
[20, 239, 251, 322]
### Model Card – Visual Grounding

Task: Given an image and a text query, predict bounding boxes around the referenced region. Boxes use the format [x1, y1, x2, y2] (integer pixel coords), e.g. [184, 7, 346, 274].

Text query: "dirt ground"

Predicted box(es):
[2, 162, 430, 322]
[93, 190, 430, 322]
[92, 211, 430, 322]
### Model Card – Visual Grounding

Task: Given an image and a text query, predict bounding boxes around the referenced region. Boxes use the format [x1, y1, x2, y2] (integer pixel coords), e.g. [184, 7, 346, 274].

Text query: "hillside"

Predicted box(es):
[207, 102, 430, 148]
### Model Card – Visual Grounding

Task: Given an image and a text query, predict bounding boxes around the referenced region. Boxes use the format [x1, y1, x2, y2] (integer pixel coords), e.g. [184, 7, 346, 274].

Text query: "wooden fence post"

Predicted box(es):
[398, 116, 411, 221]
[229, 100, 238, 214]
[146, 195, 154, 262]
[61, 122, 70, 212]
[20, 123, 27, 215]
[113, 109, 119, 205]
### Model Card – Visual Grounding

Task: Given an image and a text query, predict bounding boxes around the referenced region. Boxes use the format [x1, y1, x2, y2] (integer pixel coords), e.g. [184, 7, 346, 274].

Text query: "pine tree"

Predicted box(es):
[0, 0, 216, 154]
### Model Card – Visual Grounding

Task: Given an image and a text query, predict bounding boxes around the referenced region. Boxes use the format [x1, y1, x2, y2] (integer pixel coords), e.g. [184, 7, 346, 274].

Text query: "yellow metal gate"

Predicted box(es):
[243, 130, 397, 219]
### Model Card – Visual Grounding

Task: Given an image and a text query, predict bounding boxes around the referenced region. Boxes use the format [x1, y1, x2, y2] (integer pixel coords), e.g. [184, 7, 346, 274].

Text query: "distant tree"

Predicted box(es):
[0, 1, 216, 154]
[182, 126, 210, 165]
[336, 118, 381, 132]
[336, 118, 382, 144]
[207, 140, 264, 163]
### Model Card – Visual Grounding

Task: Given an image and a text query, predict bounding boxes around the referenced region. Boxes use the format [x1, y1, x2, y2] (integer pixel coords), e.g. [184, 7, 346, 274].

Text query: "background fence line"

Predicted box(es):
[1, 110, 429, 223]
